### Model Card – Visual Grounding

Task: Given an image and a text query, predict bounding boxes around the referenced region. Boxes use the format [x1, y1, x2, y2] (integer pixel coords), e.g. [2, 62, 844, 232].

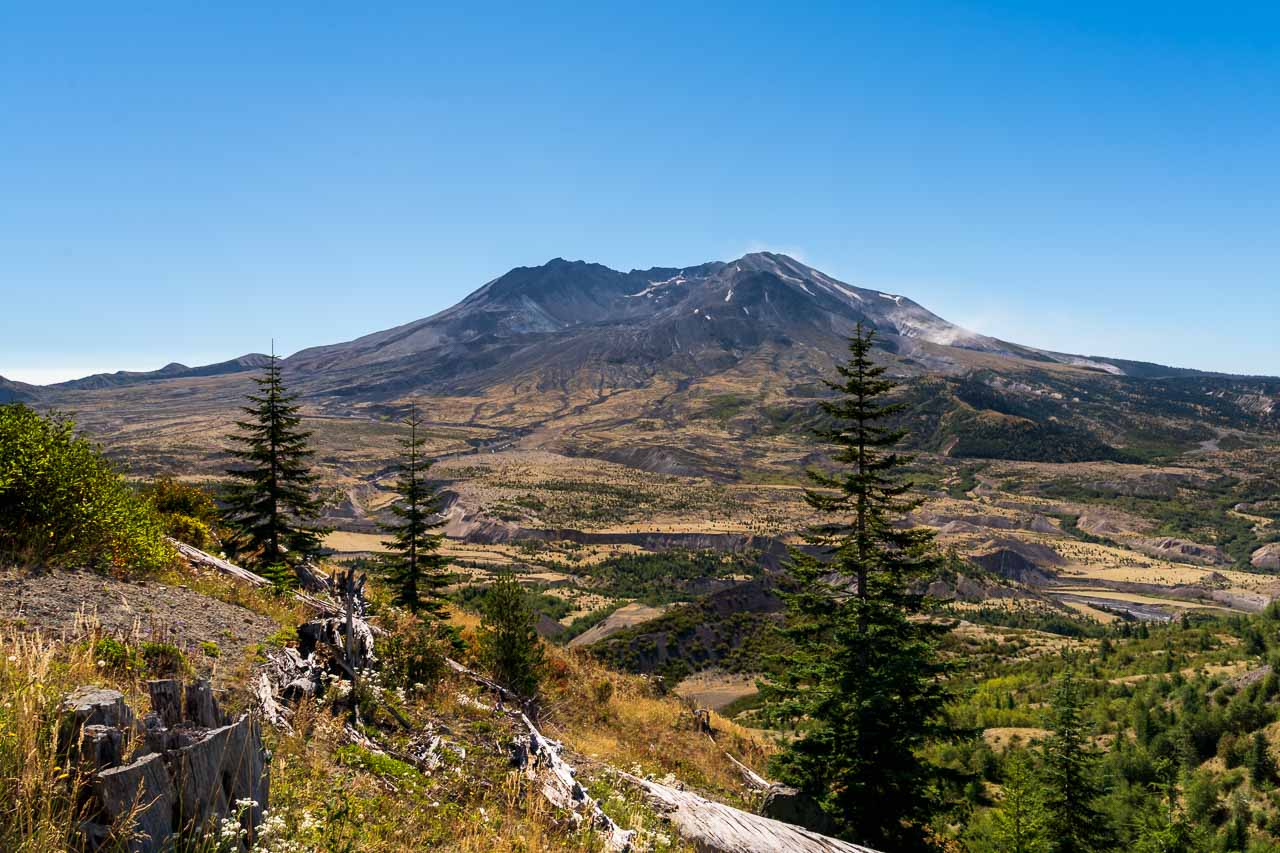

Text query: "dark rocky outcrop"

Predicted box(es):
[761, 784, 837, 836]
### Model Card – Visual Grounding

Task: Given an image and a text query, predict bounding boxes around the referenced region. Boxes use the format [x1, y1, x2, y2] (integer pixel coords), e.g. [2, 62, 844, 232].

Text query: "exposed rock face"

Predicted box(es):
[1253, 543, 1280, 571]
[62, 680, 268, 852]
[970, 548, 1058, 586]
[1140, 537, 1229, 566]
[761, 784, 837, 836]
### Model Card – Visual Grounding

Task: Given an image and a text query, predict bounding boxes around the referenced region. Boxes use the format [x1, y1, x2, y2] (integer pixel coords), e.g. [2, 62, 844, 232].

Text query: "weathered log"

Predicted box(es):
[168, 539, 270, 587]
[618, 771, 878, 853]
[513, 711, 636, 851]
[60, 687, 135, 761]
[171, 714, 269, 840]
[184, 679, 224, 728]
[446, 657, 634, 850]
[724, 751, 771, 793]
[95, 752, 176, 853]
[66, 681, 269, 853]
[147, 680, 183, 728]
[62, 687, 135, 730]
[80, 725, 125, 771]
[253, 672, 293, 732]
[168, 538, 349, 619]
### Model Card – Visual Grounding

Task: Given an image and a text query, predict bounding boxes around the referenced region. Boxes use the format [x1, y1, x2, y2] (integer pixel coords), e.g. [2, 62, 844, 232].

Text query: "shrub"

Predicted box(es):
[377, 611, 448, 695]
[140, 476, 218, 521]
[140, 477, 221, 550]
[92, 637, 141, 672]
[140, 641, 187, 677]
[0, 404, 173, 572]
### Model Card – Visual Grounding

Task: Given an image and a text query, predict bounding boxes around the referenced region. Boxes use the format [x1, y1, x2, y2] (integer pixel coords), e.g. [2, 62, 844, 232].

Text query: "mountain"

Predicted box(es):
[279, 251, 1129, 398]
[0, 376, 41, 403]
[23, 252, 1280, 476]
[51, 353, 273, 390]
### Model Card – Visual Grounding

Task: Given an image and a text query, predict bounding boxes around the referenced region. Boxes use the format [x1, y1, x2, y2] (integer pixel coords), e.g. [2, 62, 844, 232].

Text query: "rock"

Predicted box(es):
[1141, 537, 1229, 565]
[1253, 543, 1280, 571]
[761, 784, 837, 836]
[1077, 513, 1127, 537]
[1029, 514, 1059, 534]
[969, 546, 1058, 586]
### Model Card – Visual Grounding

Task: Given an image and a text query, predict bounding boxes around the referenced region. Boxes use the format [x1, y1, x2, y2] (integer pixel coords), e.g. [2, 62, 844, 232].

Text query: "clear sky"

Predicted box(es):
[2, 2, 1277, 383]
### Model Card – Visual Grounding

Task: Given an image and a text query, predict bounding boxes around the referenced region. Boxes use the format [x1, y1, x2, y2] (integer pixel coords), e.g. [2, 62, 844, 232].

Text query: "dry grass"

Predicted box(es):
[542, 648, 775, 808]
[0, 622, 151, 851]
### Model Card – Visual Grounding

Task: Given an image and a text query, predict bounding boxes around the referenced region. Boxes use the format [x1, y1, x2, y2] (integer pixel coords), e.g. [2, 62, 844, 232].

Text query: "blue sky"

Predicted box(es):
[2, 2, 1277, 383]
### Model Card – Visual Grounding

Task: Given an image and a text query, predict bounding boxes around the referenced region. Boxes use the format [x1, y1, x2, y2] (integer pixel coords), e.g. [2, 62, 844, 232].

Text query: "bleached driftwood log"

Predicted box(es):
[511, 709, 636, 850]
[168, 539, 346, 617]
[446, 658, 635, 850]
[617, 771, 879, 853]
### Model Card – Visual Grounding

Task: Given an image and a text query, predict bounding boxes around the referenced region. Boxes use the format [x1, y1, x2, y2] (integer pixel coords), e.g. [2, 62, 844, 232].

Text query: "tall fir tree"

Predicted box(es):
[378, 402, 451, 616]
[761, 323, 949, 851]
[1040, 669, 1111, 853]
[222, 353, 328, 578]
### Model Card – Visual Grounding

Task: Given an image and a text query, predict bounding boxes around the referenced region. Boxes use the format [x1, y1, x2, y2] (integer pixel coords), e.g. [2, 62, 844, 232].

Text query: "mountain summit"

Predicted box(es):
[279, 252, 1069, 398]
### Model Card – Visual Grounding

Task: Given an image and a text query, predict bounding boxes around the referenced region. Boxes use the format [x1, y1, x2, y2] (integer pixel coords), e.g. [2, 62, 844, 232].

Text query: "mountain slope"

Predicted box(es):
[25, 252, 1280, 475]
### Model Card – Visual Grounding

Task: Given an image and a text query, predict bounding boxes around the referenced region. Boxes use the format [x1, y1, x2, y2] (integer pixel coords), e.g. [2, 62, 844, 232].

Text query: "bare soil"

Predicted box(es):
[0, 568, 279, 680]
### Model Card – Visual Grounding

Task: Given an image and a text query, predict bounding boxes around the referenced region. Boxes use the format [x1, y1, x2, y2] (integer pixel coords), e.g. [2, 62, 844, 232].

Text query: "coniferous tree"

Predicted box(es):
[1248, 731, 1273, 785]
[1041, 669, 1111, 853]
[222, 353, 328, 577]
[478, 572, 545, 701]
[378, 402, 451, 616]
[1131, 761, 1206, 853]
[761, 323, 949, 850]
[988, 753, 1051, 853]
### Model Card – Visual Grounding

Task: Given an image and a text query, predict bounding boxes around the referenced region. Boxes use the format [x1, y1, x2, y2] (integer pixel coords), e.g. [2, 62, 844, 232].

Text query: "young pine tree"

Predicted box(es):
[478, 572, 545, 701]
[1041, 669, 1112, 853]
[222, 354, 328, 579]
[378, 403, 451, 616]
[988, 752, 1051, 853]
[761, 323, 949, 850]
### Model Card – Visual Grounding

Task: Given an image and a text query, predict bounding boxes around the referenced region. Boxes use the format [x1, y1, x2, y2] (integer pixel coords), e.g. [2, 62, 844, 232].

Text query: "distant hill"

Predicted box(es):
[51, 354, 273, 390]
[0, 376, 41, 404]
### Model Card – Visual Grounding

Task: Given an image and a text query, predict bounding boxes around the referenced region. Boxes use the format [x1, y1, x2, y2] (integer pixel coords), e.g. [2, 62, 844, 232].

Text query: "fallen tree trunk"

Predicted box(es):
[724, 751, 771, 792]
[168, 539, 346, 618]
[511, 709, 636, 850]
[616, 771, 878, 853]
[446, 658, 634, 850]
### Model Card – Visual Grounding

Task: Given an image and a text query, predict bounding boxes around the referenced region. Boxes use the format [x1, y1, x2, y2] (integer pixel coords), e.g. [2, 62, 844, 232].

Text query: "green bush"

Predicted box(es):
[0, 404, 173, 572]
[140, 641, 188, 677]
[377, 611, 448, 694]
[140, 477, 221, 550]
[91, 637, 141, 672]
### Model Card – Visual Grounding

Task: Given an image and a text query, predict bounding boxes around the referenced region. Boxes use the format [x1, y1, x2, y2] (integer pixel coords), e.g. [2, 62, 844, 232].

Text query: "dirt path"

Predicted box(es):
[0, 568, 279, 679]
